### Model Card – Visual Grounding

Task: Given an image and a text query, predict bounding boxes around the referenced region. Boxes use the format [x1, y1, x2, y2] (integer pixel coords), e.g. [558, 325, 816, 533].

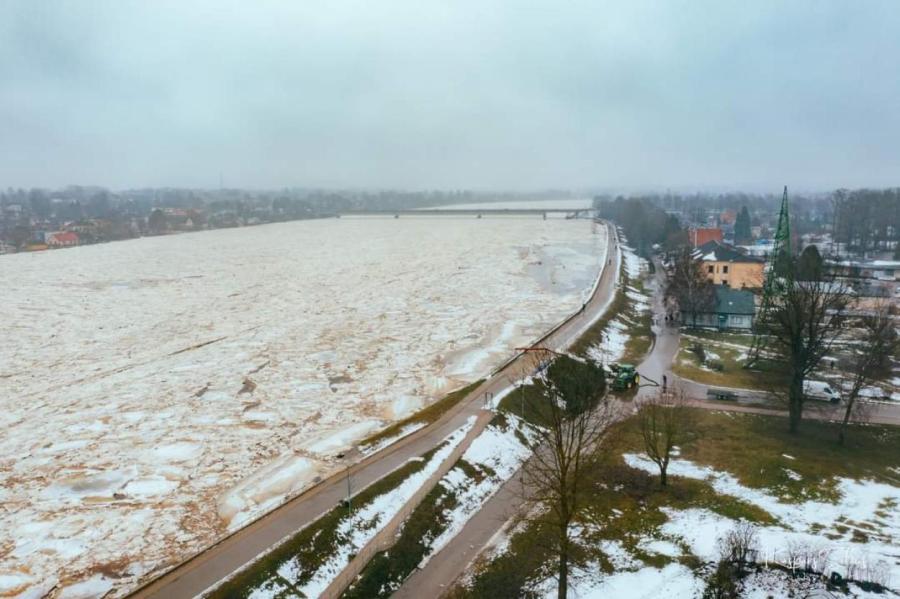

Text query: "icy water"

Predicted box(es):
[0, 216, 606, 596]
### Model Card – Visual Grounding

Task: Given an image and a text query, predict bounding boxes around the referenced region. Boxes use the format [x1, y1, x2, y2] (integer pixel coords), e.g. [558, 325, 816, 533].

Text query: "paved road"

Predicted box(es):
[130, 223, 621, 599]
[395, 255, 900, 599]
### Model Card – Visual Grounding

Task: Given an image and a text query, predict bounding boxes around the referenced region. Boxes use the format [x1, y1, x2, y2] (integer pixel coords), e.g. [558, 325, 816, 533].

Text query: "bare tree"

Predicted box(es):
[703, 522, 759, 599]
[718, 521, 759, 574]
[666, 246, 715, 327]
[519, 352, 613, 599]
[638, 388, 690, 487]
[768, 276, 851, 433]
[838, 306, 899, 444]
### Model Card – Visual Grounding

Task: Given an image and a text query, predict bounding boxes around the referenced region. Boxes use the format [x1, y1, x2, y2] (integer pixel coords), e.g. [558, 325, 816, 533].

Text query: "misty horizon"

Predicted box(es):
[2, 2, 899, 191]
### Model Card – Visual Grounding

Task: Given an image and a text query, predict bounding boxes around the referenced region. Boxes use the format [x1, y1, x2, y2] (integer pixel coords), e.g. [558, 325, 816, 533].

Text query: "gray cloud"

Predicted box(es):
[1, 1, 898, 191]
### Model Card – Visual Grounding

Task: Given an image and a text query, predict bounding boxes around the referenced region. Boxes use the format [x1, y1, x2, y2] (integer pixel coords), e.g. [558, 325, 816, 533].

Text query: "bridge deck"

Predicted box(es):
[337, 208, 595, 217]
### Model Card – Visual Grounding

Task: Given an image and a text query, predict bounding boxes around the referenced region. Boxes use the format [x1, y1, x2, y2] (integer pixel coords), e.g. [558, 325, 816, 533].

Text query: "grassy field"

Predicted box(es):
[451, 409, 900, 597]
[672, 331, 788, 391]
[620, 278, 654, 366]
[359, 380, 483, 452]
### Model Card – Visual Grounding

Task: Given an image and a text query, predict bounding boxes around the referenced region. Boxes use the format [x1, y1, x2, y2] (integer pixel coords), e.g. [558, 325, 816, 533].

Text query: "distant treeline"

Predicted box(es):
[832, 188, 900, 255]
[0, 186, 576, 250]
[593, 196, 685, 256]
[595, 188, 899, 259]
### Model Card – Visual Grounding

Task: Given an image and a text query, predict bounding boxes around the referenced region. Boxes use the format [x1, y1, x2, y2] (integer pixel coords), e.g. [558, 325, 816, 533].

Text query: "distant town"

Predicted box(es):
[0, 186, 562, 253]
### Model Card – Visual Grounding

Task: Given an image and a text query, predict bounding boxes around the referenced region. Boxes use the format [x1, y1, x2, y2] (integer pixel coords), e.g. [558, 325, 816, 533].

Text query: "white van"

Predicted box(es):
[803, 380, 841, 404]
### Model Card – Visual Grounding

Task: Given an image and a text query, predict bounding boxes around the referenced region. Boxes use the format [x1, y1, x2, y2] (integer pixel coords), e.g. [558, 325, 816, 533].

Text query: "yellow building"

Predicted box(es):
[692, 240, 764, 289]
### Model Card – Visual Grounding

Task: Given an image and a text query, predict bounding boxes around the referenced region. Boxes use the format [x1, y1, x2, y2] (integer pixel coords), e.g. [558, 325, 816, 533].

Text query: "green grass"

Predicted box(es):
[682, 329, 755, 347]
[451, 410, 900, 597]
[496, 381, 553, 426]
[672, 333, 787, 392]
[669, 409, 900, 501]
[209, 444, 445, 599]
[359, 380, 484, 452]
[620, 278, 654, 366]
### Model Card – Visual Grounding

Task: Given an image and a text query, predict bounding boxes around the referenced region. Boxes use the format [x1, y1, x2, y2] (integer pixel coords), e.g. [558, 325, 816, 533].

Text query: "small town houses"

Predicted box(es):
[687, 286, 756, 331]
[45, 231, 79, 248]
[692, 239, 765, 290]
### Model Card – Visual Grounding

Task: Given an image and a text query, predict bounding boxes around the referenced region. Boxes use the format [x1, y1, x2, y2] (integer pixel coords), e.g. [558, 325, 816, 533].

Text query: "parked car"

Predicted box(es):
[803, 380, 841, 404]
[707, 387, 738, 401]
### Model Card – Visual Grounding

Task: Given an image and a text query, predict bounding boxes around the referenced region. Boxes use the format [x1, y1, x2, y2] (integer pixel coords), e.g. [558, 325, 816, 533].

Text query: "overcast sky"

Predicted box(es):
[1, 1, 898, 192]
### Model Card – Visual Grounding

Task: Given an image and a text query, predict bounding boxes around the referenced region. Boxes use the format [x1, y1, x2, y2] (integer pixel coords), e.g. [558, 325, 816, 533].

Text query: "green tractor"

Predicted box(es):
[610, 363, 640, 391]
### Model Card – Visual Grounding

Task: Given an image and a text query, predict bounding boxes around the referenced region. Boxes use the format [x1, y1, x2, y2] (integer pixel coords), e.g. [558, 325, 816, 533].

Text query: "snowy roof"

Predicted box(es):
[692, 240, 763, 264]
[829, 259, 900, 269]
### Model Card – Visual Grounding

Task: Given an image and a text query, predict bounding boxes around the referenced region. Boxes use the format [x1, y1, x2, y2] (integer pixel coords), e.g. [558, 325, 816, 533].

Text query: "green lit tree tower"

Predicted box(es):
[745, 186, 792, 368]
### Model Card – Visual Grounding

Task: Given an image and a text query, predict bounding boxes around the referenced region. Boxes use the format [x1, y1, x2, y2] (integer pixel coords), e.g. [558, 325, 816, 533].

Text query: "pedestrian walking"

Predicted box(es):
[663, 374, 667, 392]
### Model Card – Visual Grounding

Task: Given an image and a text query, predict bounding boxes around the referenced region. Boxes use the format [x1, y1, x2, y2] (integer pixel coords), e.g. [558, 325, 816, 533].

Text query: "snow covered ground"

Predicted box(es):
[0, 217, 606, 596]
[585, 241, 649, 365]
[562, 453, 900, 598]
[420, 414, 538, 567]
[273, 421, 474, 598]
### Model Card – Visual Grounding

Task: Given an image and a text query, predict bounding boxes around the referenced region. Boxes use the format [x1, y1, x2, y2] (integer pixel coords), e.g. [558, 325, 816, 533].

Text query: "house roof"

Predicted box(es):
[692, 240, 763, 264]
[713, 287, 756, 315]
[49, 231, 79, 243]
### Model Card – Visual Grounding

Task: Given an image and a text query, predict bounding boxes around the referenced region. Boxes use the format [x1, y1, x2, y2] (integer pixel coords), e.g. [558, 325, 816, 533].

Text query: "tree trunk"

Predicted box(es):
[788, 377, 804, 434]
[558, 542, 568, 599]
[838, 394, 856, 445]
[659, 465, 668, 487]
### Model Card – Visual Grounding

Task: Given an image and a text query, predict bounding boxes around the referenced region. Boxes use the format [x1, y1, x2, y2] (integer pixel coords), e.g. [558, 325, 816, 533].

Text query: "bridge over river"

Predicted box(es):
[336, 207, 596, 219]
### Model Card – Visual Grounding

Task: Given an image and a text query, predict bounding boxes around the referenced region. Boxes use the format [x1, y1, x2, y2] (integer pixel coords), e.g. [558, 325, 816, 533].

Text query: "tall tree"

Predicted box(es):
[796, 245, 824, 282]
[734, 206, 752, 245]
[838, 306, 899, 445]
[638, 388, 691, 486]
[148, 208, 167, 233]
[519, 353, 612, 599]
[768, 271, 851, 433]
[666, 247, 716, 327]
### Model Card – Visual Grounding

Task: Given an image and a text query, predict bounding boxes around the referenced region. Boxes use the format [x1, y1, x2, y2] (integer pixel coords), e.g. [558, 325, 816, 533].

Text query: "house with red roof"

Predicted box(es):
[46, 231, 79, 248]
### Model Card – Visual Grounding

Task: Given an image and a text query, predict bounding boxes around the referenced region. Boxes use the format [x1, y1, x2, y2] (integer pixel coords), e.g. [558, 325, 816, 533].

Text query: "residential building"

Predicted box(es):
[46, 231, 79, 248]
[688, 287, 756, 330]
[719, 209, 736, 226]
[693, 240, 764, 289]
[689, 227, 723, 248]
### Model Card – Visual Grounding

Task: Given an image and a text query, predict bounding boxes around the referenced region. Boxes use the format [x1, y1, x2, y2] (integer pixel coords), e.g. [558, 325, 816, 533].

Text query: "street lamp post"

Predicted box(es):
[345, 466, 352, 513]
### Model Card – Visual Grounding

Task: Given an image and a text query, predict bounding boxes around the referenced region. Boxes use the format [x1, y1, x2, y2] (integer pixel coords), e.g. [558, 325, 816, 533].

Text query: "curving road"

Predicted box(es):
[129, 222, 622, 599]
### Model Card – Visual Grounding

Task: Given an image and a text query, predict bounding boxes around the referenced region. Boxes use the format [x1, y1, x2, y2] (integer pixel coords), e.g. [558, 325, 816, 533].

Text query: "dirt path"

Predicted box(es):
[129, 222, 622, 599]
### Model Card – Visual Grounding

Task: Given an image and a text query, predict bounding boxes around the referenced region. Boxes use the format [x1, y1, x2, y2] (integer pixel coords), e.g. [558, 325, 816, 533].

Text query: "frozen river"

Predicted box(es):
[0, 216, 606, 596]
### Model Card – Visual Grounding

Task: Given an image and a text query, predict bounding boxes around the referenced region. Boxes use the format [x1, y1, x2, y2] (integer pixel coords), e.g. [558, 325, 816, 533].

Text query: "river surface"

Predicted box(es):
[0, 216, 606, 596]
